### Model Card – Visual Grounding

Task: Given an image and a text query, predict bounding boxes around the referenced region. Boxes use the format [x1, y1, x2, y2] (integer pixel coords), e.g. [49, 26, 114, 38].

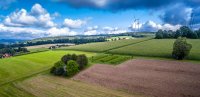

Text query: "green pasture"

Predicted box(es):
[57, 38, 151, 52]
[108, 39, 200, 60]
[0, 51, 95, 85]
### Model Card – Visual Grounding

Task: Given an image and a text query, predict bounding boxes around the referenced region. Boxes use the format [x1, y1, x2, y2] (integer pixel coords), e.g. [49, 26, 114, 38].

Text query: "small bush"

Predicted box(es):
[77, 54, 88, 70]
[172, 37, 192, 60]
[66, 60, 79, 76]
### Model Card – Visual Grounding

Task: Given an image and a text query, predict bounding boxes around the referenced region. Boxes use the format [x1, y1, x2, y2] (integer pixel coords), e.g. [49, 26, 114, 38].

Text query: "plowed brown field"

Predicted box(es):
[74, 59, 200, 97]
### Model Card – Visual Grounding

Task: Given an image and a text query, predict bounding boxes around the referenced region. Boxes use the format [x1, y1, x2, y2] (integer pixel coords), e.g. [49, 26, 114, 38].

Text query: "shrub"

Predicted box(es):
[50, 61, 66, 76]
[61, 54, 72, 64]
[172, 37, 192, 60]
[50, 54, 88, 77]
[66, 60, 79, 76]
[71, 54, 78, 60]
[77, 54, 88, 70]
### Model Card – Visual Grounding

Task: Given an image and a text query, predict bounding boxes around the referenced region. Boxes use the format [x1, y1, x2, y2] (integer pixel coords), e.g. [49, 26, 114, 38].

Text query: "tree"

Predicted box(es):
[180, 26, 193, 38]
[71, 54, 78, 61]
[188, 32, 198, 39]
[50, 61, 66, 76]
[66, 60, 79, 76]
[155, 29, 163, 39]
[195, 29, 200, 38]
[172, 37, 192, 60]
[61, 54, 72, 64]
[76, 54, 88, 70]
[174, 30, 182, 38]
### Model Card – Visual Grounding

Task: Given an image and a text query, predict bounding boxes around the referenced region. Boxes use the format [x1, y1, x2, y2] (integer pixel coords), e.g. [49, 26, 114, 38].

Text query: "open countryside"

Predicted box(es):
[0, 0, 200, 97]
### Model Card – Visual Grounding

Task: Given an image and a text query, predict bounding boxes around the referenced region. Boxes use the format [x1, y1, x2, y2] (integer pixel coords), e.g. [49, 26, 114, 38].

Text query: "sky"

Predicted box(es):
[0, 0, 199, 39]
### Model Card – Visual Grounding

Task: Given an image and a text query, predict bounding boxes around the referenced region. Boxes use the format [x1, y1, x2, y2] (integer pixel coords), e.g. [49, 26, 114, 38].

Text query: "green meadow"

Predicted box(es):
[0, 51, 95, 85]
[57, 38, 151, 52]
[108, 39, 200, 60]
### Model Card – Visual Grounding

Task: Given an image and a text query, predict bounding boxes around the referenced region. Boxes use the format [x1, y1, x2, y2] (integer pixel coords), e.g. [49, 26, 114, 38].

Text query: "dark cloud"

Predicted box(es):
[160, 4, 200, 26]
[56, 0, 200, 11]
[160, 4, 192, 25]
[191, 7, 200, 25]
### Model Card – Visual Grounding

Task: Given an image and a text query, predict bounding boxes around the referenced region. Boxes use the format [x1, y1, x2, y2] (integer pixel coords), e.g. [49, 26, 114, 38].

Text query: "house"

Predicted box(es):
[2, 53, 11, 58]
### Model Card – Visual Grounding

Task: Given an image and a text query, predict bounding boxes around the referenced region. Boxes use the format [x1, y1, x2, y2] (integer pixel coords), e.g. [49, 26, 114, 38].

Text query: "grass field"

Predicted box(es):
[57, 38, 151, 52]
[0, 51, 95, 85]
[12, 75, 143, 97]
[108, 39, 200, 60]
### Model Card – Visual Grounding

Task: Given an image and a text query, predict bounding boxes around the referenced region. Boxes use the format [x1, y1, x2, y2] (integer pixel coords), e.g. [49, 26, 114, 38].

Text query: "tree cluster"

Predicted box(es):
[8, 37, 106, 48]
[0, 47, 29, 58]
[172, 37, 192, 60]
[155, 26, 200, 39]
[50, 54, 88, 76]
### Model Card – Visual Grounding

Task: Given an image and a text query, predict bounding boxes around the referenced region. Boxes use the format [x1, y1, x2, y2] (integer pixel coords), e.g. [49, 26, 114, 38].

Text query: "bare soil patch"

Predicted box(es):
[73, 59, 200, 97]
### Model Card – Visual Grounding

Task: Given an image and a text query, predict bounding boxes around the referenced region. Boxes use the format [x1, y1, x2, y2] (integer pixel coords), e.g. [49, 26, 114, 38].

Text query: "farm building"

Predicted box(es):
[2, 53, 12, 58]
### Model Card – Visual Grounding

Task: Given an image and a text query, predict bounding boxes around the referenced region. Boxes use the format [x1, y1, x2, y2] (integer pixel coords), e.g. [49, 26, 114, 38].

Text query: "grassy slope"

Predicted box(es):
[58, 38, 151, 52]
[15, 75, 144, 97]
[108, 39, 200, 60]
[0, 51, 95, 85]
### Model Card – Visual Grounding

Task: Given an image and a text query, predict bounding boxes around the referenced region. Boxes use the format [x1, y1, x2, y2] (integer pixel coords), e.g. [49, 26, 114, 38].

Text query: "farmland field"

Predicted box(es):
[57, 38, 151, 52]
[90, 54, 132, 65]
[0, 83, 34, 97]
[0, 51, 95, 85]
[108, 39, 200, 60]
[28, 48, 49, 52]
[74, 59, 200, 97]
[26, 44, 58, 50]
[12, 75, 144, 97]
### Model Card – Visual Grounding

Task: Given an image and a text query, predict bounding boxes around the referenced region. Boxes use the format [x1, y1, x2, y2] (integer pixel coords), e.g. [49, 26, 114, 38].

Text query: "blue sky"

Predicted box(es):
[0, 0, 199, 39]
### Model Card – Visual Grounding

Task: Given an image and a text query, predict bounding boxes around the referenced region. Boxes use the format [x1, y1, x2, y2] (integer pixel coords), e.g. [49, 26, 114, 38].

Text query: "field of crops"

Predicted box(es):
[90, 54, 132, 65]
[57, 38, 151, 52]
[0, 51, 95, 85]
[9, 75, 142, 97]
[0, 83, 34, 97]
[108, 39, 200, 60]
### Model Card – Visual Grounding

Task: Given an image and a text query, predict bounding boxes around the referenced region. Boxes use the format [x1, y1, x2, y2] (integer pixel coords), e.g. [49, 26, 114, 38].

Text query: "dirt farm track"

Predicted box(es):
[74, 59, 200, 97]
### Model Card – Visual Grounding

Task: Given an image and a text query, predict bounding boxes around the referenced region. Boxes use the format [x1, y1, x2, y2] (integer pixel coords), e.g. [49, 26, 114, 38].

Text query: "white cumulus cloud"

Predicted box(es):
[84, 26, 99, 35]
[63, 18, 86, 29]
[3, 3, 56, 28]
[129, 20, 181, 32]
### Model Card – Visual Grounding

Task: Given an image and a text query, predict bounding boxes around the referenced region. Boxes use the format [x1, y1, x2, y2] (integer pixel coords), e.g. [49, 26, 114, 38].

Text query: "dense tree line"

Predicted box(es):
[0, 47, 29, 58]
[50, 54, 88, 76]
[155, 26, 200, 39]
[0, 37, 106, 49]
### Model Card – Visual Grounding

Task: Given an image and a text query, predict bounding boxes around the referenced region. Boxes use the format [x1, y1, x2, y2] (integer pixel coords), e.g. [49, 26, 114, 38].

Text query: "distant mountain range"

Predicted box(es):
[0, 39, 26, 44]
